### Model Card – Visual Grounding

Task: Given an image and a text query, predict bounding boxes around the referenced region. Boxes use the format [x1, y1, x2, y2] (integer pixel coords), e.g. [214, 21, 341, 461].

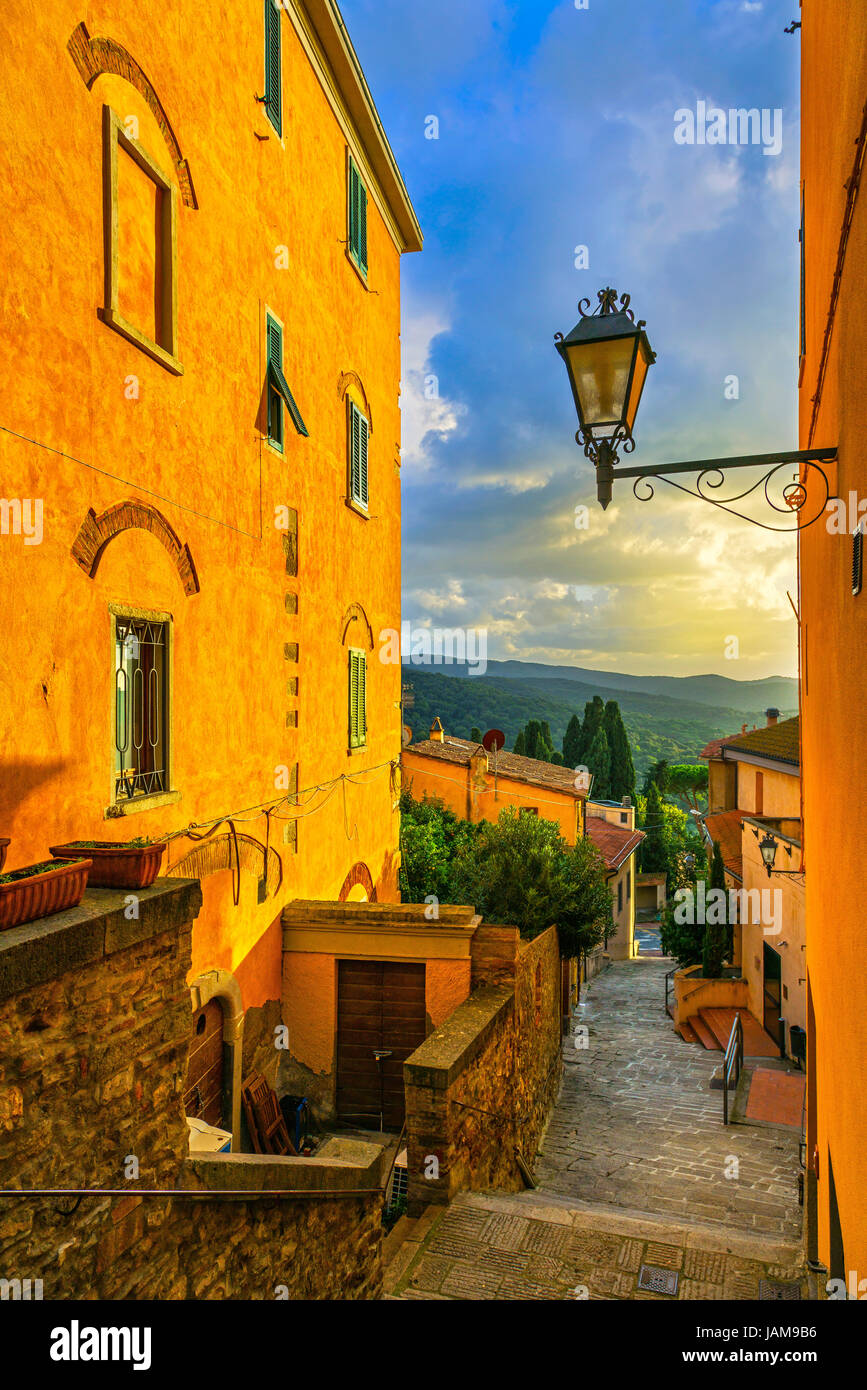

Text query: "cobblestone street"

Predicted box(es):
[388, 959, 806, 1300]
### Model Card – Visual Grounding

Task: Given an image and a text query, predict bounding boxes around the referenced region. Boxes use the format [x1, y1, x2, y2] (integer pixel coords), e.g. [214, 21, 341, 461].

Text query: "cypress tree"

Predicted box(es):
[524, 720, 543, 760]
[470, 726, 482, 744]
[563, 713, 582, 768]
[702, 842, 728, 978]
[577, 696, 605, 763]
[584, 727, 611, 800]
[513, 729, 527, 756]
[604, 700, 636, 801]
[641, 781, 668, 875]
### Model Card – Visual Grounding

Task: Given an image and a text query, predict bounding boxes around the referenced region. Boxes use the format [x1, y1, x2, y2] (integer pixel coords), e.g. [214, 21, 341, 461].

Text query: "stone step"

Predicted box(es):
[677, 1020, 700, 1044]
[701, 1007, 780, 1057]
[690, 1014, 723, 1050]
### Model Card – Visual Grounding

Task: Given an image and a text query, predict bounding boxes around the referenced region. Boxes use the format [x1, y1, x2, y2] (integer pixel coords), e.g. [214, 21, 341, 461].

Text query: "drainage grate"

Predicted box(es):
[758, 1279, 802, 1300]
[637, 1265, 679, 1295]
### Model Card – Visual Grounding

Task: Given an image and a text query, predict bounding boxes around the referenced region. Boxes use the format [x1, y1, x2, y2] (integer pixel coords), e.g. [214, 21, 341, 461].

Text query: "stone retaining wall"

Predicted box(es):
[404, 924, 561, 1212]
[0, 880, 386, 1300]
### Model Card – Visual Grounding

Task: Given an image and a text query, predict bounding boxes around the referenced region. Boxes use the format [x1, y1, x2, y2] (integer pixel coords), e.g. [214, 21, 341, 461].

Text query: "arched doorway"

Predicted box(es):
[186, 968, 244, 1149]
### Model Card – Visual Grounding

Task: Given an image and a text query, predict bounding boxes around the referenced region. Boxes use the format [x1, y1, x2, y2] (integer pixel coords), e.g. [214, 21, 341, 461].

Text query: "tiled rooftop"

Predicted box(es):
[585, 818, 645, 871]
[405, 734, 584, 798]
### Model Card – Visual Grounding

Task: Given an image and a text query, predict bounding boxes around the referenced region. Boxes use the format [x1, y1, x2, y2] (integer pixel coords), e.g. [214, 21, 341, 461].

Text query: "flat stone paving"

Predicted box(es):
[538, 958, 802, 1239]
[388, 958, 806, 1301]
[387, 1192, 806, 1301]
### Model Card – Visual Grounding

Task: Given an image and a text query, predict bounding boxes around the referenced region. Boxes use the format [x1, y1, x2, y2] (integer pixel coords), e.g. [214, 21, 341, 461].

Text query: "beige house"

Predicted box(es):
[585, 799, 645, 961]
[701, 711, 804, 1061]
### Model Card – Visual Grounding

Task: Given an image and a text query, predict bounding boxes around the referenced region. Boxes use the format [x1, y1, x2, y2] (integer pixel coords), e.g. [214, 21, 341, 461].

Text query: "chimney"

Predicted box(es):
[621, 796, 632, 807]
[429, 717, 444, 743]
[765, 707, 780, 726]
[741, 723, 748, 734]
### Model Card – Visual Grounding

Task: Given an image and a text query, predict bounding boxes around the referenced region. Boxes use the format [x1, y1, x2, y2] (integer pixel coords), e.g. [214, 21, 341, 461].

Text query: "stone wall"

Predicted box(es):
[404, 924, 562, 1212]
[0, 881, 386, 1300]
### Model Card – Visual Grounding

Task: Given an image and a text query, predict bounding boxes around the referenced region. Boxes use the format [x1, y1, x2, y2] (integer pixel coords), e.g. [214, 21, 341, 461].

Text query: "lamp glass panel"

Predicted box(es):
[624, 342, 651, 433]
[565, 335, 636, 433]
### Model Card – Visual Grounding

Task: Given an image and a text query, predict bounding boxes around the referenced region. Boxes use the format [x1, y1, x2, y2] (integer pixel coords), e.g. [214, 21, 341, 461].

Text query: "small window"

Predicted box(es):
[101, 106, 180, 374]
[347, 155, 368, 276]
[348, 401, 369, 509]
[627, 869, 631, 901]
[520, 807, 539, 816]
[617, 879, 623, 914]
[114, 615, 170, 801]
[349, 648, 367, 749]
[266, 314, 308, 448]
[264, 0, 282, 137]
[620, 811, 628, 823]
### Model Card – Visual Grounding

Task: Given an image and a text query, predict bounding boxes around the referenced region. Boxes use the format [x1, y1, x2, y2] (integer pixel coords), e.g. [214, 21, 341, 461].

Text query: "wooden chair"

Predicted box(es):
[241, 1072, 297, 1156]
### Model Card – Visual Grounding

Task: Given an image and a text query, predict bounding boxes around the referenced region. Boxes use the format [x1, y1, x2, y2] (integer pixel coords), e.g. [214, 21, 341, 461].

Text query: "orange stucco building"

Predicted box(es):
[0, 2, 421, 1142]
[799, 0, 867, 1286]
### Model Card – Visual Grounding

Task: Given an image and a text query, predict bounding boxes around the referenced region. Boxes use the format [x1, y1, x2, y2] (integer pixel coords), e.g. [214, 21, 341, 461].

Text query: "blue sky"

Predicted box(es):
[341, 0, 803, 678]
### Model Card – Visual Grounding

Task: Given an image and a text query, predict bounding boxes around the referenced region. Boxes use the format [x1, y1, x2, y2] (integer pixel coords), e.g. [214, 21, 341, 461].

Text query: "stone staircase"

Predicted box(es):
[677, 1006, 779, 1056]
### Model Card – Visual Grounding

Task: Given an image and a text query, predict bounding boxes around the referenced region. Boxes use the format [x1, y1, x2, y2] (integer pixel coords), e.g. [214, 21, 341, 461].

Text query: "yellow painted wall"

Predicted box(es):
[736, 763, 800, 820]
[738, 831, 806, 1047]
[0, 4, 415, 1014]
[800, 0, 867, 1279]
[402, 754, 583, 844]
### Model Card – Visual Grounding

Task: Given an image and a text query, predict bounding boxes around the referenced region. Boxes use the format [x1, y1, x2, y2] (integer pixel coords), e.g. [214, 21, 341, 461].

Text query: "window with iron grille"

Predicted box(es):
[114, 615, 169, 801]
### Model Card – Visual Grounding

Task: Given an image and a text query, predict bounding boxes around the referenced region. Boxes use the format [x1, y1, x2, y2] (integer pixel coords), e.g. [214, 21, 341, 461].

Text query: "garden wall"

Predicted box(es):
[404, 924, 561, 1212]
[0, 879, 386, 1299]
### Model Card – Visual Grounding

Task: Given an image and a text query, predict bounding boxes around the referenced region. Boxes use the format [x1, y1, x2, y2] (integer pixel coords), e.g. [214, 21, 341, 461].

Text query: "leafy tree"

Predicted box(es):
[666, 764, 709, 811]
[448, 808, 613, 960]
[603, 699, 636, 802]
[398, 791, 479, 901]
[659, 849, 707, 967]
[584, 727, 611, 801]
[702, 841, 728, 979]
[551, 750, 564, 765]
[470, 726, 482, 744]
[563, 713, 582, 768]
[513, 729, 526, 756]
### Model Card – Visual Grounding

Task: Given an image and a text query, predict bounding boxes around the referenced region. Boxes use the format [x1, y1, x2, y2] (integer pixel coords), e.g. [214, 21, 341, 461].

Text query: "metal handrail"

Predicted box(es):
[664, 966, 677, 1015]
[723, 1011, 744, 1126]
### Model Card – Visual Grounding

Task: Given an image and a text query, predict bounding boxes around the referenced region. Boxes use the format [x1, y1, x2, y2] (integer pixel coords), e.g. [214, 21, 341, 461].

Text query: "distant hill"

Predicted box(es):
[401, 664, 798, 783]
[405, 658, 797, 716]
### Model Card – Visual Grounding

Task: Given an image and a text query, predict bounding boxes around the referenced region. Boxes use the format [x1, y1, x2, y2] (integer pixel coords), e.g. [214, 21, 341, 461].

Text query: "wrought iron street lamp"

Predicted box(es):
[555, 287, 838, 529]
[555, 288, 655, 509]
[758, 830, 803, 878]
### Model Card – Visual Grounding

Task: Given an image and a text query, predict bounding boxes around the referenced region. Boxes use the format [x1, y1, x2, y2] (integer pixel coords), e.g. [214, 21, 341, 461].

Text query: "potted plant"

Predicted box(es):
[48, 837, 166, 889]
[0, 858, 92, 931]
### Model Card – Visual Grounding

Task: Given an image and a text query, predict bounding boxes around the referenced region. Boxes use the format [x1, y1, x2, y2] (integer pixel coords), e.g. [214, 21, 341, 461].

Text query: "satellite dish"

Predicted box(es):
[401, 725, 413, 747]
[482, 729, 506, 754]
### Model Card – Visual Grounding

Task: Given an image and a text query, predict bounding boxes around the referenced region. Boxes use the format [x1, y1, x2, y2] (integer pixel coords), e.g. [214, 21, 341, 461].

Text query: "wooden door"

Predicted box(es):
[184, 999, 224, 1126]
[763, 943, 782, 1047]
[336, 961, 426, 1130]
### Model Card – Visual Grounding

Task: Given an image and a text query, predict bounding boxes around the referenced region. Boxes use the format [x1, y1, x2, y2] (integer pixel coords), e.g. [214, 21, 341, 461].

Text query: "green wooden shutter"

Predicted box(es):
[358, 411, 369, 508]
[265, 0, 282, 137]
[266, 316, 283, 449]
[349, 650, 359, 747]
[358, 181, 368, 275]
[358, 652, 367, 743]
[348, 158, 360, 262]
[349, 403, 361, 503]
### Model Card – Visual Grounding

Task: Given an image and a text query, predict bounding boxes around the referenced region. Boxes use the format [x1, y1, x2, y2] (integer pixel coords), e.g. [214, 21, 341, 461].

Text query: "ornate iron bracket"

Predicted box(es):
[609, 448, 838, 532]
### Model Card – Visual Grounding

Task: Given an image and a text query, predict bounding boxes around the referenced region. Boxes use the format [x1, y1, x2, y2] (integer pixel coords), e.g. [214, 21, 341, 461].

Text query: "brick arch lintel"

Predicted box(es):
[68, 21, 198, 210]
[338, 862, 377, 902]
[338, 371, 373, 434]
[340, 601, 374, 651]
[71, 499, 200, 596]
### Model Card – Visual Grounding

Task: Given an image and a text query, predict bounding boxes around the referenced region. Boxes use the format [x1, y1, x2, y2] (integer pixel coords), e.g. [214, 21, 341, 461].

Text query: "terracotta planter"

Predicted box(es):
[0, 840, 9, 873]
[48, 840, 166, 889]
[0, 859, 92, 931]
